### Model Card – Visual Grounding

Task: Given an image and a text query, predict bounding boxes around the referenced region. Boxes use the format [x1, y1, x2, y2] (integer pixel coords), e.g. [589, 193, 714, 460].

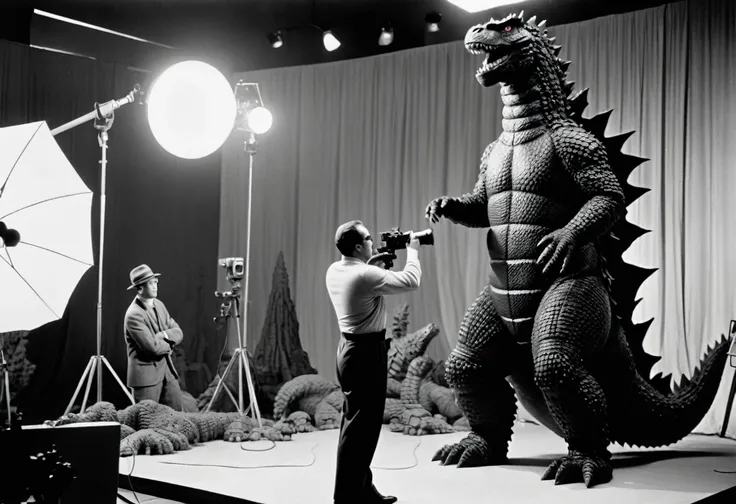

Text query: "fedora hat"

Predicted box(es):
[127, 264, 161, 290]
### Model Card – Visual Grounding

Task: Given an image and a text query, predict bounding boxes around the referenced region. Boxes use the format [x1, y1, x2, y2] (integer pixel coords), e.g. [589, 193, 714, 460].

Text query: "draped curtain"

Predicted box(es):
[219, 0, 736, 437]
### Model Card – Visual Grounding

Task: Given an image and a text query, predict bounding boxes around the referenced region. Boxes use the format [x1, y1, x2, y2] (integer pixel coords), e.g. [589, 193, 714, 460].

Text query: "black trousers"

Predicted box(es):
[334, 330, 388, 502]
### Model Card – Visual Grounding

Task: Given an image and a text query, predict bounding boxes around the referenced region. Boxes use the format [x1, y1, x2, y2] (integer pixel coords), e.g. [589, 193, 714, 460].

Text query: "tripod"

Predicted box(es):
[51, 88, 141, 415]
[0, 347, 11, 426]
[204, 136, 263, 427]
[204, 292, 262, 426]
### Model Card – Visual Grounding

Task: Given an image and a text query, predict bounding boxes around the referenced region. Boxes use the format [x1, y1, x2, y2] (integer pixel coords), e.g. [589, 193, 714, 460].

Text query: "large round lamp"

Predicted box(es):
[147, 61, 236, 159]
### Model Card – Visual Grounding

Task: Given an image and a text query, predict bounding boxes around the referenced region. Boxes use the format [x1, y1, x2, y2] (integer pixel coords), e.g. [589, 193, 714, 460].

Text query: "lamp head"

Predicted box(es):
[146, 60, 236, 159]
[234, 81, 272, 135]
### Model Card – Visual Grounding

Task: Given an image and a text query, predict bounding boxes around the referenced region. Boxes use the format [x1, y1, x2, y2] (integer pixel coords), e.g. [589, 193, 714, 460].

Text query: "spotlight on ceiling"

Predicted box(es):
[322, 30, 341, 51]
[446, 0, 527, 14]
[378, 27, 394, 46]
[425, 12, 442, 32]
[267, 31, 283, 48]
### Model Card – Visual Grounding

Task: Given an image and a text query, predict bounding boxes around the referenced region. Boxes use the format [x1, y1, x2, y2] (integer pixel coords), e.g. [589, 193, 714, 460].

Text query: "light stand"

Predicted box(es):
[0, 346, 11, 426]
[52, 86, 141, 415]
[203, 81, 269, 427]
[204, 132, 263, 428]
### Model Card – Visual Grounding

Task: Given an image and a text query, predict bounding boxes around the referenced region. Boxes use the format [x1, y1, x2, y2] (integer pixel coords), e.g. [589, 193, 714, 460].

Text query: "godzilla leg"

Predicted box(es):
[532, 274, 612, 487]
[433, 284, 520, 467]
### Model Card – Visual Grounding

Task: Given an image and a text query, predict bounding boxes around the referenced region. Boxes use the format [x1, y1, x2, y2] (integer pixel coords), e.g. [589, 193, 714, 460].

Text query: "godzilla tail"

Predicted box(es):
[603, 325, 730, 448]
[272, 374, 340, 419]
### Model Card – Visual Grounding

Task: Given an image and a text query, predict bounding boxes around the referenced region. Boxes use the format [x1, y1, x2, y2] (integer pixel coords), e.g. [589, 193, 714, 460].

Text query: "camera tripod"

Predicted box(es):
[204, 291, 262, 427]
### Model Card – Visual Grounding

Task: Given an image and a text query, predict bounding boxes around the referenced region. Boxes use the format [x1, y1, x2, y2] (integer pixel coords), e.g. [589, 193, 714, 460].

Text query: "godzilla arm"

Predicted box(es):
[444, 142, 495, 228]
[552, 127, 625, 244]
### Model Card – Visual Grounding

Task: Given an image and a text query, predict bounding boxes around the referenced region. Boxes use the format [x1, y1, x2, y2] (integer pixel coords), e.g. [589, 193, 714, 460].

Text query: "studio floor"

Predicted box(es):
[119, 421, 736, 504]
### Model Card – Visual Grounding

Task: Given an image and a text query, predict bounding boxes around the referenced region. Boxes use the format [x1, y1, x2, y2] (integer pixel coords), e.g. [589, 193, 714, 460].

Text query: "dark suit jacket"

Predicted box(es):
[123, 297, 183, 388]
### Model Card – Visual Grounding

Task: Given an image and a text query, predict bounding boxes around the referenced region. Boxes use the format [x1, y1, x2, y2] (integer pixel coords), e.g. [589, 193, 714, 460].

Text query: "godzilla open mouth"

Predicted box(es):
[466, 42, 516, 78]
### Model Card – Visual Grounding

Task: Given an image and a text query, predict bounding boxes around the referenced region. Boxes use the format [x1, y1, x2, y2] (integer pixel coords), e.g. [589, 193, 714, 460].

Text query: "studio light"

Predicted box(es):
[446, 0, 526, 14]
[268, 31, 283, 48]
[425, 12, 442, 33]
[378, 27, 394, 46]
[234, 81, 273, 135]
[322, 30, 341, 51]
[147, 61, 236, 160]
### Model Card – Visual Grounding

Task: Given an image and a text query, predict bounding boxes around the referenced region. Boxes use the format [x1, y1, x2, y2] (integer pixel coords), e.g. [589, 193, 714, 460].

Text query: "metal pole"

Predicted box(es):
[96, 131, 108, 403]
[242, 149, 254, 355]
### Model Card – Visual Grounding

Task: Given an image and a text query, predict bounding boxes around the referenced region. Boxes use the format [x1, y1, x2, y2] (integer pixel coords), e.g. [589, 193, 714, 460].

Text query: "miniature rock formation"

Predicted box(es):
[253, 251, 317, 411]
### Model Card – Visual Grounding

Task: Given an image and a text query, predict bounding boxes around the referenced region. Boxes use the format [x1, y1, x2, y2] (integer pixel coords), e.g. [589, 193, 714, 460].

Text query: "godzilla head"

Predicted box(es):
[465, 11, 558, 87]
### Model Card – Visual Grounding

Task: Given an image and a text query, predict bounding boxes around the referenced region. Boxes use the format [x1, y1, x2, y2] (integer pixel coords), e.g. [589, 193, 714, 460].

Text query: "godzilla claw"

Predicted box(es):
[542, 451, 612, 488]
[425, 196, 456, 223]
[431, 432, 506, 468]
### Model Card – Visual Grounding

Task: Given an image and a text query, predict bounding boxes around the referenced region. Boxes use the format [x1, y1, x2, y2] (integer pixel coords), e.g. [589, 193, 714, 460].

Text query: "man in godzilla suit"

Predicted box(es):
[425, 11, 729, 488]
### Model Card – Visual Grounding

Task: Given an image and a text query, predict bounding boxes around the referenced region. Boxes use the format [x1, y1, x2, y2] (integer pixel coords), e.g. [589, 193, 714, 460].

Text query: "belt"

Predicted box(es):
[341, 329, 386, 342]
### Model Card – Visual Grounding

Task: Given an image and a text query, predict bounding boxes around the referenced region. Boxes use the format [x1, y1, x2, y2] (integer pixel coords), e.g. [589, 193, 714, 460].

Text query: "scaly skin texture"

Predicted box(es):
[273, 309, 462, 434]
[47, 400, 295, 456]
[426, 12, 731, 488]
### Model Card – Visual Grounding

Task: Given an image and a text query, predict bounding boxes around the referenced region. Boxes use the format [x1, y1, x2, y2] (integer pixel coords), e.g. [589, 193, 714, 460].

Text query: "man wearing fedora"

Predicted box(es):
[123, 264, 183, 410]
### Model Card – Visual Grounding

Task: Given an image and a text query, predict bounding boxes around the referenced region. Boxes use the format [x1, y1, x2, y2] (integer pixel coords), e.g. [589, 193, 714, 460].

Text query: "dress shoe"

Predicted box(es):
[334, 494, 397, 504]
[364, 496, 397, 504]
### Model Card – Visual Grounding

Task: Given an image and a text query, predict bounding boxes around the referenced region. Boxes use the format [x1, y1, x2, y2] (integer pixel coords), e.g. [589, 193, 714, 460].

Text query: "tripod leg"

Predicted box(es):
[81, 357, 99, 413]
[240, 350, 262, 427]
[64, 357, 95, 415]
[100, 356, 135, 404]
[204, 351, 239, 412]
[720, 370, 736, 437]
[222, 382, 239, 412]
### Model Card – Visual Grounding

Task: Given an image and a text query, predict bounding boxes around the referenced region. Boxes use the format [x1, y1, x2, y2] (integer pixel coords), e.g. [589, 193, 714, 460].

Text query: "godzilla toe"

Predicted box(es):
[432, 432, 507, 467]
[542, 451, 612, 488]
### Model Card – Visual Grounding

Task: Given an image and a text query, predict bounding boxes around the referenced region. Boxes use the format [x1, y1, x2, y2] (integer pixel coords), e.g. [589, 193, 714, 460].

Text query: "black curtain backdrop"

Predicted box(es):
[0, 39, 224, 422]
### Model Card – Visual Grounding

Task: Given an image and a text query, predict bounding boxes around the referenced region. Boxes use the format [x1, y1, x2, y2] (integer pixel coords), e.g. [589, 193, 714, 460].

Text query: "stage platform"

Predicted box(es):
[119, 422, 736, 504]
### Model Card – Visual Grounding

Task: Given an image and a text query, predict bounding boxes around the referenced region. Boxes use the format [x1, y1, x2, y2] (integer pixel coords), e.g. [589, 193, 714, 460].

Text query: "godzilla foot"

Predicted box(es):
[119, 428, 175, 457]
[432, 432, 506, 467]
[541, 450, 612, 487]
[224, 419, 253, 442]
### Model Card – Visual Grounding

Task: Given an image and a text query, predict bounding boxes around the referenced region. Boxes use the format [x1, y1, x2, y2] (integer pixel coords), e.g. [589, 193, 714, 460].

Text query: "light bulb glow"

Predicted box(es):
[378, 29, 394, 46]
[323, 31, 341, 52]
[247, 107, 273, 134]
[147, 61, 236, 159]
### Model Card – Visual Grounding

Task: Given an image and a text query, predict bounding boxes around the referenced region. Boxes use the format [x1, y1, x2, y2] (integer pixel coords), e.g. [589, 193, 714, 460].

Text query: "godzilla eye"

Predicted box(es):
[504, 26, 512, 32]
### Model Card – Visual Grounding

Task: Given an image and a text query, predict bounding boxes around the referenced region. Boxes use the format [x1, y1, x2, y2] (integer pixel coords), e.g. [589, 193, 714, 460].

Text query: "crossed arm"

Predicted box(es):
[125, 307, 183, 360]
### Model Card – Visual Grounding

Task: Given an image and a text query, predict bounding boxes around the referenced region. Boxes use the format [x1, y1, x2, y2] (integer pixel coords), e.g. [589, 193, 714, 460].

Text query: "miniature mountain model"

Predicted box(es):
[254, 251, 317, 412]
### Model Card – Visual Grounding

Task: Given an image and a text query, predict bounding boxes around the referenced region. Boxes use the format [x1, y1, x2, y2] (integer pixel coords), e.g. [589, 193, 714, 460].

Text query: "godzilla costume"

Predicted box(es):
[425, 12, 730, 487]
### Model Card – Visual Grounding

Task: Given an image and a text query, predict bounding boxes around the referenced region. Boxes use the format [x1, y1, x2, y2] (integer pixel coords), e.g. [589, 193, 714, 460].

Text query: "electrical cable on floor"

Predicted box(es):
[157, 436, 422, 470]
[713, 469, 736, 474]
[118, 449, 141, 504]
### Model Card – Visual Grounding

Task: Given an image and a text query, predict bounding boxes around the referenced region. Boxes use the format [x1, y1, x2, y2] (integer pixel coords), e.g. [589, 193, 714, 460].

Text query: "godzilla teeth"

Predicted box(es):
[475, 54, 511, 75]
[465, 42, 492, 55]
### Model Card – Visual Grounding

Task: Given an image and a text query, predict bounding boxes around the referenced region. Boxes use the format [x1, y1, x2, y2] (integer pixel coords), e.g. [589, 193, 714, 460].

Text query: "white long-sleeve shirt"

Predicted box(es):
[325, 248, 422, 335]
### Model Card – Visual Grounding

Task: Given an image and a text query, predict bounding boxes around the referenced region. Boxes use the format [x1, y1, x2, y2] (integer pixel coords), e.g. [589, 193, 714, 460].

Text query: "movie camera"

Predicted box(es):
[214, 257, 245, 320]
[377, 227, 434, 269]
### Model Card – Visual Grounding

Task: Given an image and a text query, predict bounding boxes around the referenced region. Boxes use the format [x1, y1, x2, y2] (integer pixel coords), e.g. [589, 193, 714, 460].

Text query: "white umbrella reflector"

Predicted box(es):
[0, 121, 94, 333]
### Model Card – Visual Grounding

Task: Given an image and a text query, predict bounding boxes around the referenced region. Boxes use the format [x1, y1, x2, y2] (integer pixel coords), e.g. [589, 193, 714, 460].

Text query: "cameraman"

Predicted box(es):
[325, 220, 421, 504]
